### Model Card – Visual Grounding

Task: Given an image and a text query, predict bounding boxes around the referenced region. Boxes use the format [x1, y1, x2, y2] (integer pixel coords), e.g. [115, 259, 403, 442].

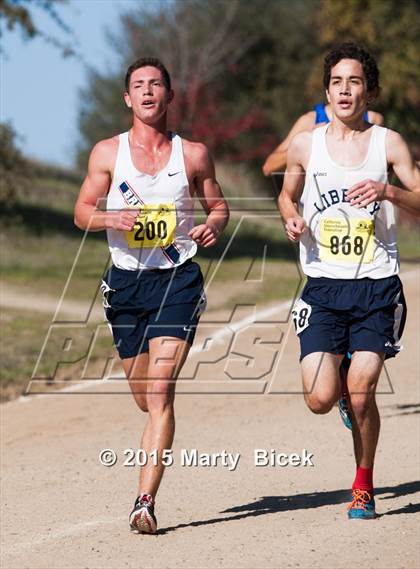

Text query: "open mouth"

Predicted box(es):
[338, 100, 352, 109]
[142, 100, 155, 108]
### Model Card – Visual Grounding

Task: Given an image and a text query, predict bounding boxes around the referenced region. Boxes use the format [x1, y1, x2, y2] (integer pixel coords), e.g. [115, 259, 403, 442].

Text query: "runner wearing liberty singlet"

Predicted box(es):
[308, 102, 383, 428]
[74, 57, 229, 534]
[279, 42, 420, 520]
[262, 103, 383, 177]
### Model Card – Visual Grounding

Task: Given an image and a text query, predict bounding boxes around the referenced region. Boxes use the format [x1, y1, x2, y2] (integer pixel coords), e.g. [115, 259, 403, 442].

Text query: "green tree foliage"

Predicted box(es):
[312, 0, 420, 145]
[76, 0, 419, 169]
[0, 0, 75, 57]
[0, 123, 32, 207]
[0, 1, 77, 210]
[77, 0, 319, 168]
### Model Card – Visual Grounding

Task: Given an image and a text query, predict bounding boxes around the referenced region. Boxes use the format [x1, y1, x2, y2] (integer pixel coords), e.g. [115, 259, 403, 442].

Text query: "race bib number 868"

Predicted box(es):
[320, 218, 374, 263]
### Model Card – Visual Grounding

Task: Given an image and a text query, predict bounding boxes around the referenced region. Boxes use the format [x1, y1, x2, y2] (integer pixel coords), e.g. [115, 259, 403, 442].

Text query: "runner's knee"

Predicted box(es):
[147, 381, 175, 414]
[138, 398, 149, 413]
[304, 392, 335, 414]
[349, 392, 375, 419]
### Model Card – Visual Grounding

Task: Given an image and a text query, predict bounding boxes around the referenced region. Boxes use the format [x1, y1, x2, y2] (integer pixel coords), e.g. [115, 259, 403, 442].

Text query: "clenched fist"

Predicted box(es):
[284, 216, 307, 242]
[105, 209, 140, 231]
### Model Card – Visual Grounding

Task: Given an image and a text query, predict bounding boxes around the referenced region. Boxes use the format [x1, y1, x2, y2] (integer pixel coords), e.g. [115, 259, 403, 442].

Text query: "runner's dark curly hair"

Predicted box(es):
[323, 42, 379, 93]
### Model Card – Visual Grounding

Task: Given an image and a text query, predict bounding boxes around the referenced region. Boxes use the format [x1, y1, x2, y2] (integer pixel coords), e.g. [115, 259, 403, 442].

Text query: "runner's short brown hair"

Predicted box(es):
[125, 57, 171, 91]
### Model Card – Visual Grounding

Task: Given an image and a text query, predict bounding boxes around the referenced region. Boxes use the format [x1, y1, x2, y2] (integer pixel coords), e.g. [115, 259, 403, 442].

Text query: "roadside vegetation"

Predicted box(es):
[1, 157, 418, 403]
[1, 0, 419, 401]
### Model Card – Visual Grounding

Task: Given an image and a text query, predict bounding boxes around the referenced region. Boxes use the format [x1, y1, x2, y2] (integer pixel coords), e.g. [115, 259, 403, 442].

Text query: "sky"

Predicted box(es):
[1, 0, 137, 168]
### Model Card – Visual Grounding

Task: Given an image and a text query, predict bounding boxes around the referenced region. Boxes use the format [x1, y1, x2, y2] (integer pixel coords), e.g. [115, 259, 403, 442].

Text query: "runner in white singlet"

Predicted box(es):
[75, 58, 229, 534]
[106, 130, 197, 270]
[262, 104, 383, 177]
[278, 42, 420, 520]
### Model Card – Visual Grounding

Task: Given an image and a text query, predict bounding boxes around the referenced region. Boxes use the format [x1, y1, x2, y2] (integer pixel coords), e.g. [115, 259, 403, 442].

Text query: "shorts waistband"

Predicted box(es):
[109, 258, 193, 276]
[306, 275, 399, 286]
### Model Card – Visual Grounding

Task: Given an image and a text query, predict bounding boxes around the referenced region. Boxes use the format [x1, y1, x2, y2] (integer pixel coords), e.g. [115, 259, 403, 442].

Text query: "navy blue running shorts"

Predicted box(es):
[100, 259, 206, 359]
[292, 275, 406, 362]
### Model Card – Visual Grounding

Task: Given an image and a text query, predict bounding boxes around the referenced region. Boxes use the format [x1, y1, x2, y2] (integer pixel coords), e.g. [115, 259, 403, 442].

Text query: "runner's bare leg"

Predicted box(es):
[301, 352, 343, 414]
[124, 352, 149, 412]
[129, 337, 191, 497]
[347, 351, 384, 467]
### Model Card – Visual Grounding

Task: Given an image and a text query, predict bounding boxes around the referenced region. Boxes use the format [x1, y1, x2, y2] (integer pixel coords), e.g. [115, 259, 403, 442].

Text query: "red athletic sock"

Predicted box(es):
[352, 466, 374, 492]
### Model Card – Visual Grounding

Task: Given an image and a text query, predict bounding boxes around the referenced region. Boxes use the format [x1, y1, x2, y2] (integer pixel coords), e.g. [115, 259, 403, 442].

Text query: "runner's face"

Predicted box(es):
[124, 66, 173, 123]
[326, 59, 370, 121]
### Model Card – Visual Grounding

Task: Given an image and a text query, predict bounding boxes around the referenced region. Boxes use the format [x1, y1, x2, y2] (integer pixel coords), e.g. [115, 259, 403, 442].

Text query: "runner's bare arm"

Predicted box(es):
[278, 133, 310, 242]
[74, 139, 139, 231]
[185, 142, 229, 248]
[367, 110, 384, 126]
[262, 112, 315, 176]
[346, 130, 420, 216]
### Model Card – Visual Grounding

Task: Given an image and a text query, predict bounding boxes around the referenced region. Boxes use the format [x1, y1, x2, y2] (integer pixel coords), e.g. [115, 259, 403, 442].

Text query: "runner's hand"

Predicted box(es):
[105, 210, 140, 231]
[346, 180, 387, 208]
[285, 216, 306, 242]
[189, 224, 219, 247]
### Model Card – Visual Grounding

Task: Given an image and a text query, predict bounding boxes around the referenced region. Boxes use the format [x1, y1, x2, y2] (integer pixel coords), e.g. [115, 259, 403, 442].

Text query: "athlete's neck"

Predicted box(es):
[328, 116, 371, 140]
[324, 103, 332, 121]
[130, 116, 170, 152]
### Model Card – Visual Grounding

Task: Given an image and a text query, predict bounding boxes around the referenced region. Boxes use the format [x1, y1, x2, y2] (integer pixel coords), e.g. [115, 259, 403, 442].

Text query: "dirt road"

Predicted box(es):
[0, 283, 105, 321]
[2, 269, 419, 569]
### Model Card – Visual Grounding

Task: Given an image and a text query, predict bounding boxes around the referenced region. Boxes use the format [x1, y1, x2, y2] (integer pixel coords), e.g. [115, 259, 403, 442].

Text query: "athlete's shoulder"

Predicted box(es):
[287, 130, 313, 168]
[180, 138, 213, 174]
[289, 129, 313, 153]
[180, 137, 211, 161]
[91, 135, 119, 158]
[383, 127, 403, 142]
[89, 135, 120, 171]
[383, 127, 406, 150]
[178, 137, 215, 182]
[383, 128, 409, 162]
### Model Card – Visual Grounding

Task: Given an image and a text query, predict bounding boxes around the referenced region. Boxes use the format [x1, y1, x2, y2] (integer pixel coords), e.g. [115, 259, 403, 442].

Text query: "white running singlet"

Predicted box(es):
[299, 124, 399, 279]
[106, 132, 197, 270]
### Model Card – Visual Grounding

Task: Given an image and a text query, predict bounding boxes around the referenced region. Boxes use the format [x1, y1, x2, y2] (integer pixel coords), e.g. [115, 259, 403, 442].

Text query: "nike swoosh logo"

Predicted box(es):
[168, 171, 182, 177]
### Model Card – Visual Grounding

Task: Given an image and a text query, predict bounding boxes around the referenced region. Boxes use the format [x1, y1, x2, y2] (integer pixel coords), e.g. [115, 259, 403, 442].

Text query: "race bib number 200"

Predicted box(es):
[125, 203, 176, 248]
[320, 218, 374, 263]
